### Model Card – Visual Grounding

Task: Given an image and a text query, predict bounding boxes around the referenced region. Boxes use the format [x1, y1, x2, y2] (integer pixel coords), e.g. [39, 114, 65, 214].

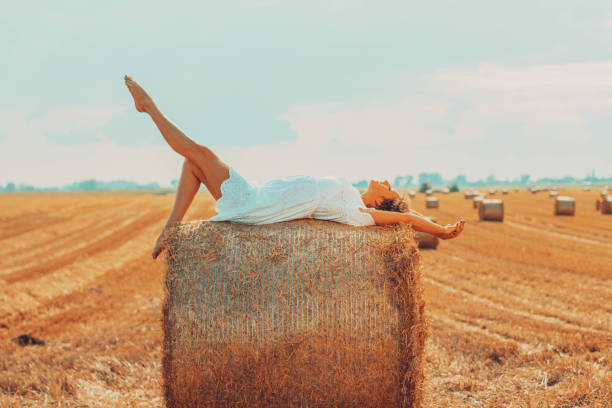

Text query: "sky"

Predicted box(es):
[1, 0, 612, 188]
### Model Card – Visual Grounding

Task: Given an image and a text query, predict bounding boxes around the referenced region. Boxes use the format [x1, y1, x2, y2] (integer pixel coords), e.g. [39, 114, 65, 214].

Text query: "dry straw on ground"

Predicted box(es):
[425, 197, 438, 209]
[163, 219, 428, 408]
[554, 196, 575, 216]
[479, 199, 504, 222]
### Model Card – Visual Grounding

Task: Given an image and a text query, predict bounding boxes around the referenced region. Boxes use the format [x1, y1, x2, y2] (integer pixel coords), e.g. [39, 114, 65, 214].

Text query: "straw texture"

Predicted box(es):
[163, 219, 427, 408]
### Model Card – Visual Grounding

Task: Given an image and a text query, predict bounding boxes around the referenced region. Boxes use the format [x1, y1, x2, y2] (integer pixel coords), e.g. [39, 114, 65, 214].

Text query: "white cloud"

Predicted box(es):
[0, 105, 182, 187]
[216, 60, 612, 182]
[2, 60, 611, 188]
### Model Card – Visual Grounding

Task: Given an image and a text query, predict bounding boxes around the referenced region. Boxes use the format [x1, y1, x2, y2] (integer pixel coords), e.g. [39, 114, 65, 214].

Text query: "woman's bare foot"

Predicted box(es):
[439, 218, 465, 240]
[152, 229, 168, 259]
[124, 75, 156, 113]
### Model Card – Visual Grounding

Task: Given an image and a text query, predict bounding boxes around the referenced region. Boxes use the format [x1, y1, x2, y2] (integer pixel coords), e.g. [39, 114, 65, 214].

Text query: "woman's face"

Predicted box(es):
[367, 180, 400, 205]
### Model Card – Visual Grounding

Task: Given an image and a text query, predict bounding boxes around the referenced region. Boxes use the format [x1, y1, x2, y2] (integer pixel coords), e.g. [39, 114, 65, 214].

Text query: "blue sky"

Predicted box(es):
[2, 1, 611, 187]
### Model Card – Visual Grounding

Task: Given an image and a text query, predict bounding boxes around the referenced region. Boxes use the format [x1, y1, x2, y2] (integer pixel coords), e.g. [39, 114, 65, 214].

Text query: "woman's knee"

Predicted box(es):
[196, 144, 219, 160]
[184, 158, 208, 184]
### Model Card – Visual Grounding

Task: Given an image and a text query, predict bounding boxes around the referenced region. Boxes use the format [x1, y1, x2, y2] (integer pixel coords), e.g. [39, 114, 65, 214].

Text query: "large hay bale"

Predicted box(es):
[163, 220, 427, 408]
[555, 196, 575, 216]
[425, 197, 439, 208]
[601, 195, 612, 214]
[478, 199, 504, 221]
[473, 195, 485, 209]
[425, 189, 433, 196]
[408, 190, 416, 198]
[549, 190, 558, 198]
[488, 188, 497, 196]
[502, 188, 509, 195]
[464, 191, 477, 199]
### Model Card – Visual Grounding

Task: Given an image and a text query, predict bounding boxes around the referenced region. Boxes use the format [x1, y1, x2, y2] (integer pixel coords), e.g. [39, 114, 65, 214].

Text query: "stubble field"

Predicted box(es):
[0, 190, 610, 407]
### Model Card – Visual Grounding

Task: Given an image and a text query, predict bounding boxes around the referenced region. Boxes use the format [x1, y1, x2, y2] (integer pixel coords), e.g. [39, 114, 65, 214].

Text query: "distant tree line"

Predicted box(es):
[0, 179, 162, 193]
[2, 170, 611, 193]
[352, 171, 612, 189]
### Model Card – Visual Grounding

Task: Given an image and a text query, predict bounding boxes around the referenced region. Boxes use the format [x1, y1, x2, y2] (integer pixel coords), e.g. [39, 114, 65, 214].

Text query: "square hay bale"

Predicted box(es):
[555, 196, 575, 216]
[478, 199, 504, 221]
[163, 220, 427, 408]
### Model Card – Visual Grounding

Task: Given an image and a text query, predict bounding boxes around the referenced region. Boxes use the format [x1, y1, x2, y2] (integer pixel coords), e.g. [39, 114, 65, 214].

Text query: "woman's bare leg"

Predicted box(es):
[124, 75, 229, 199]
[152, 159, 204, 259]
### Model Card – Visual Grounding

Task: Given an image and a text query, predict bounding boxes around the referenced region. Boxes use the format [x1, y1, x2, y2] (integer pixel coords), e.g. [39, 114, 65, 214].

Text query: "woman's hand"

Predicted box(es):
[152, 228, 169, 259]
[439, 218, 466, 240]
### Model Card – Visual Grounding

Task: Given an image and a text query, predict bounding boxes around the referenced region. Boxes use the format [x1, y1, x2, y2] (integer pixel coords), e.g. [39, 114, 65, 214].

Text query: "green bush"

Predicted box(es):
[418, 181, 431, 193]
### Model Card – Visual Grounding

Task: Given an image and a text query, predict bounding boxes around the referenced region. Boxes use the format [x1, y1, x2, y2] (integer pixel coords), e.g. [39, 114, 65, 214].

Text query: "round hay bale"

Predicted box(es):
[583, 186, 591, 191]
[549, 191, 558, 198]
[473, 195, 485, 209]
[415, 216, 439, 250]
[425, 189, 433, 196]
[488, 188, 497, 196]
[502, 189, 509, 195]
[555, 196, 575, 216]
[601, 195, 612, 214]
[408, 190, 416, 198]
[163, 220, 427, 408]
[464, 191, 477, 199]
[441, 187, 450, 194]
[478, 199, 504, 221]
[425, 197, 439, 208]
[415, 231, 439, 249]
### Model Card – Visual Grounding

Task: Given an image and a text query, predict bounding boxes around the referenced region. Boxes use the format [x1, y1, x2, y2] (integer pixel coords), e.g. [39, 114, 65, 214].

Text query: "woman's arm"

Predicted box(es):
[359, 208, 465, 239]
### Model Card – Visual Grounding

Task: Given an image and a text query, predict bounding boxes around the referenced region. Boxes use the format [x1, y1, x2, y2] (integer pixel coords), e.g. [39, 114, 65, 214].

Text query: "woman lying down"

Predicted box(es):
[123, 76, 465, 259]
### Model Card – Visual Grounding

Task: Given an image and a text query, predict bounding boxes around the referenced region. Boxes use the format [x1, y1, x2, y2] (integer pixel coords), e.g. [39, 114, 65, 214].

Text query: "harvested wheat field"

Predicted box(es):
[0, 190, 610, 407]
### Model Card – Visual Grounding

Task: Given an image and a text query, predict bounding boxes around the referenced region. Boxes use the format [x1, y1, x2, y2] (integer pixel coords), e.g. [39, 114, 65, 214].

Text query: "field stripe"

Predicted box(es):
[425, 277, 609, 335]
[1, 208, 167, 284]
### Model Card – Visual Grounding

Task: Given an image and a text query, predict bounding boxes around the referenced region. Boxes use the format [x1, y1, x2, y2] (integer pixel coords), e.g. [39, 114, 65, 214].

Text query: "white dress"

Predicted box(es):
[208, 167, 375, 227]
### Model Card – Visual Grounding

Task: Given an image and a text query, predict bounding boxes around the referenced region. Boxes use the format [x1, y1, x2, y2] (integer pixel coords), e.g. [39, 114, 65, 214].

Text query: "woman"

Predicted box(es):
[123, 76, 465, 259]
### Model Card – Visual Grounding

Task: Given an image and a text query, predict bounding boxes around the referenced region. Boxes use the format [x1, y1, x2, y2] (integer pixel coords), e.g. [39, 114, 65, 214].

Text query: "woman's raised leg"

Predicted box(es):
[124, 75, 229, 199]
